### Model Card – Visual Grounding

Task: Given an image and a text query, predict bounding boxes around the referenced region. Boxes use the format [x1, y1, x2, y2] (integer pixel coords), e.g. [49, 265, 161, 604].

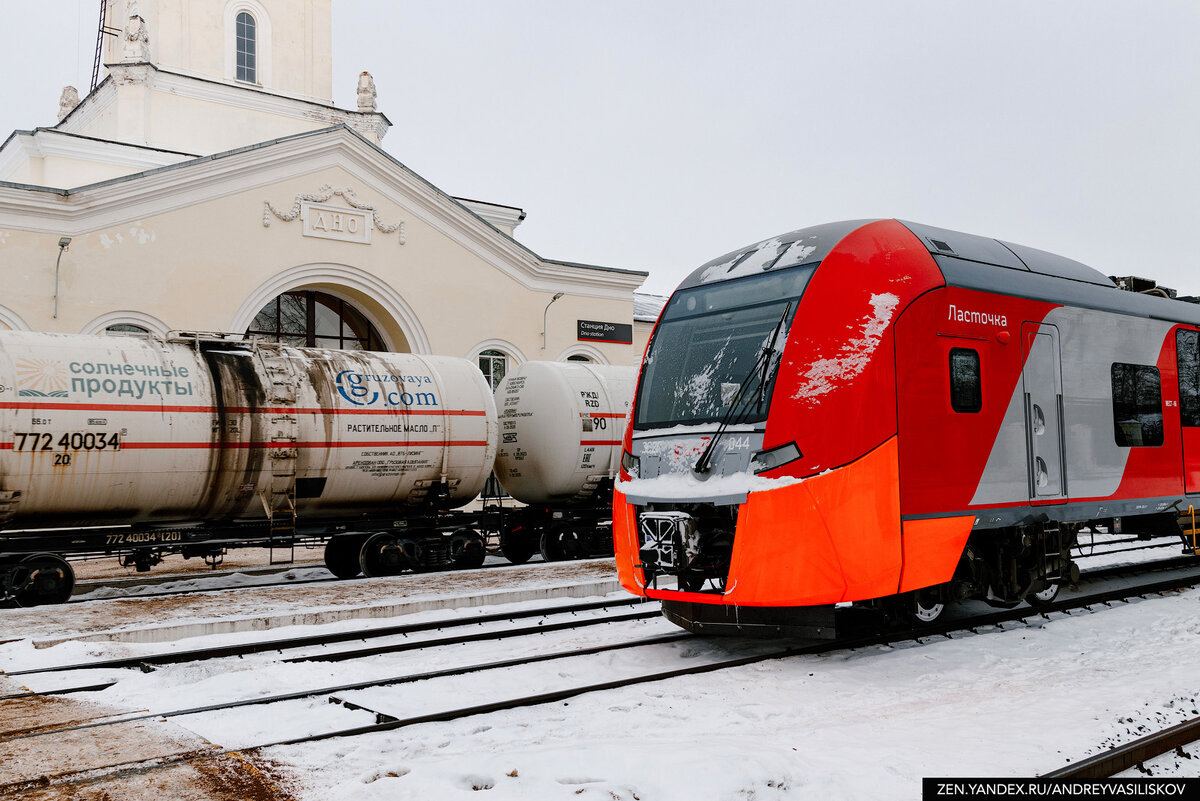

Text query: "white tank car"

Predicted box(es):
[0, 331, 497, 530]
[493, 361, 636, 505]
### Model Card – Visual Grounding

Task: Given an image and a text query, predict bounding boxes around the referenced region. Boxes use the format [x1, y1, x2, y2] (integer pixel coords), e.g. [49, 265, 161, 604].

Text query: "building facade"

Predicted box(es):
[0, 0, 659, 384]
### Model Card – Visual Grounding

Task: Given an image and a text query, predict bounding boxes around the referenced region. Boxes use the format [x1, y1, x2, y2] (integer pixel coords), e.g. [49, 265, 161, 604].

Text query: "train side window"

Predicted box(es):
[948, 348, 981, 413]
[1111, 363, 1164, 447]
[1177, 330, 1200, 427]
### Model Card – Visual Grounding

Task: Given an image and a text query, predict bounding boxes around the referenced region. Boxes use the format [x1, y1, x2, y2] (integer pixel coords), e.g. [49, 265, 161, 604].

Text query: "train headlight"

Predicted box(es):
[621, 449, 640, 478]
[750, 441, 801, 474]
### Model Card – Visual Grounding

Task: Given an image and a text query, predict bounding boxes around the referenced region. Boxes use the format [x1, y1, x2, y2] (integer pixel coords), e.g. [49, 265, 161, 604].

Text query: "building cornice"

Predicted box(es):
[58, 64, 390, 146]
[455, 198, 525, 232]
[0, 128, 193, 182]
[0, 126, 646, 298]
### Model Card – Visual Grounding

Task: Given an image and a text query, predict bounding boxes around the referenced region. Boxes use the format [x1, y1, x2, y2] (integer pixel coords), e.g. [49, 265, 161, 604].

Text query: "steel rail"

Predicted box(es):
[10, 567, 1200, 794]
[0, 681, 117, 701]
[63, 554, 562, 603]
[280, 609, 660, 664]
[2, 596, 651, 676]
[1043, 714, 1200, 778]
[2, 631, 691, 742]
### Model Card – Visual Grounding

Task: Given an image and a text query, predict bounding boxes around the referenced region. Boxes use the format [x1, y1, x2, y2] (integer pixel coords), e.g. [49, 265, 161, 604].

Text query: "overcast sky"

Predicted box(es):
[3, 1, 1199, 296]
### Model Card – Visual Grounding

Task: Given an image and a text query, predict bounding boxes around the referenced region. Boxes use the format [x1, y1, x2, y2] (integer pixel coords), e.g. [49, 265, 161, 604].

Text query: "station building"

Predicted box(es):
[0, 0, 662, 386]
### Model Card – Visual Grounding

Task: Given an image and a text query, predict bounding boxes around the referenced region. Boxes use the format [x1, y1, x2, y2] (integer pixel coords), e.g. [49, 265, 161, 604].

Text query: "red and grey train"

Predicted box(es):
[614, 219, 1200, 636]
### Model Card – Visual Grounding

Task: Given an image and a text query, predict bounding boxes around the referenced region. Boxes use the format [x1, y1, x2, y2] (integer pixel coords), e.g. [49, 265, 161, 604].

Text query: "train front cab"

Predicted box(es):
[613, 219, 952, 637]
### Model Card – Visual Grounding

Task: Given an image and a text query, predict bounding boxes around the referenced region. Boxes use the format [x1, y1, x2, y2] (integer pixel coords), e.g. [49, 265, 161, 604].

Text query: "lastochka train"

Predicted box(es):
[614, 219, 1200, 635]
[0, 330, 631, 605]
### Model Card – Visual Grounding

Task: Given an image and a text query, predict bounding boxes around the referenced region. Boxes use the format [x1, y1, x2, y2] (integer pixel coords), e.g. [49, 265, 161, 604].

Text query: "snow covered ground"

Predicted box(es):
[4, 555, 1200, 799]
[262, 581, 1200, 800]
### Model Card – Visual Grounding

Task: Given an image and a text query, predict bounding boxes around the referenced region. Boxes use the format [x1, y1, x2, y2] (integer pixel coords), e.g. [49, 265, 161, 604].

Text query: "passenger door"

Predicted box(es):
[1175, 328, 1200, 494]
[1021, 322, 1066, 502]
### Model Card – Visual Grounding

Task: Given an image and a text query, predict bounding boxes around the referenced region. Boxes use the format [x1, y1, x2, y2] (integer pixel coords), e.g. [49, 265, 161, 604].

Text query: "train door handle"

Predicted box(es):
[1032, 404, 1046, 436]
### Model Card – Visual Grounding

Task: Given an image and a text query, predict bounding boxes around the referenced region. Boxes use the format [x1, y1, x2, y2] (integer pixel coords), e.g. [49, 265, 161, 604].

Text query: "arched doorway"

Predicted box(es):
[246, 290, 385, 350]
[231, 264, 426, 353]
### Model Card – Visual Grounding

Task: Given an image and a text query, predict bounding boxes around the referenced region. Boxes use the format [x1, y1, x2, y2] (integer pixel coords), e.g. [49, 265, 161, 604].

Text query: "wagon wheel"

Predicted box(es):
[901, 585, 947, 626]
[1026, 579, 1061, 607]
[499, 526, 537, 565]
[359, 532, 417, 577]
[449, 529, 487, 570]
[12, 553, 75, 607]
[556, 530, 585, 560]
[323, 534, 366, 579]
[539, 530, 567, 562]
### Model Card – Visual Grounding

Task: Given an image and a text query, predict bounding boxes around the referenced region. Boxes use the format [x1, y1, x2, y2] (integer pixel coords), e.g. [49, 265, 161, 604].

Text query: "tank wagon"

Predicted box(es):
[614, 219, 1200, 636]
[0, 333, 634, 606]
[492, 361, 635, 562]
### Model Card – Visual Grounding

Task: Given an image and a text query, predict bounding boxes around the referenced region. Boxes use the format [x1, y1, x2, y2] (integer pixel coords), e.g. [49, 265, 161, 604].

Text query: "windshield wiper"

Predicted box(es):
[693, 301, 792, 475]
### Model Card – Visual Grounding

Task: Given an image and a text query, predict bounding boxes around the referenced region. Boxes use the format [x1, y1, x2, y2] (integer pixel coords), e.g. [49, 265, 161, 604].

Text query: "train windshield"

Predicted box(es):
[634, 265, 816, 429]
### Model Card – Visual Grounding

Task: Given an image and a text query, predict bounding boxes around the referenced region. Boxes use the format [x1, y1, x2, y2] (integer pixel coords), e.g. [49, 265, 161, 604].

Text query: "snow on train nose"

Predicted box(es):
[616, 436, 960, 611]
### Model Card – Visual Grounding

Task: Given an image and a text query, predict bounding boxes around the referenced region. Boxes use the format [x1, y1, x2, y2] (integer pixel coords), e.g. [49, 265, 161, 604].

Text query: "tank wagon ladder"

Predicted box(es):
[259, 348, 300, 565]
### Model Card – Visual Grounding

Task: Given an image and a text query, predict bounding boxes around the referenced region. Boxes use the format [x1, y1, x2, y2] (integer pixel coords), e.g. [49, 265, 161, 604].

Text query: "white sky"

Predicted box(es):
[3, 1, 1199, 296]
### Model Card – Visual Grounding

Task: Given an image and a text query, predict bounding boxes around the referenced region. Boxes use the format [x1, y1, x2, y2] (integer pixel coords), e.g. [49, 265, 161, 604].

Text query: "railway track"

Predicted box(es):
[2, 595, 653, 677]
[65, 553, 557, 604]
[1042, 716, 1200, 779]
[6, 565, 1200, 794]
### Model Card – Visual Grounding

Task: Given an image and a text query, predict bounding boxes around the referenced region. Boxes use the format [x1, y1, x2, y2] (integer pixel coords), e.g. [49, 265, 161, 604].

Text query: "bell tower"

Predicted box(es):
[93, 0, 333, 104]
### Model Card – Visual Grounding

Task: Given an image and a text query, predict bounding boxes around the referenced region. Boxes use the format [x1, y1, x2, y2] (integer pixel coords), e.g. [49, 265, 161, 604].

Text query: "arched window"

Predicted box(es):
[478, 349, 507, 391]
[246, 291, 384, 350]
[236, 12, 257, 83]
[105, 324, 150, 336]
[567, 354, 591, 362]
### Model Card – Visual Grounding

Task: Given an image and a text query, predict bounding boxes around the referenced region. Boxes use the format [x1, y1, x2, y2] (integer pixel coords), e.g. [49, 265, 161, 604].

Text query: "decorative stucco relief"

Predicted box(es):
[263, 185, 405, 245]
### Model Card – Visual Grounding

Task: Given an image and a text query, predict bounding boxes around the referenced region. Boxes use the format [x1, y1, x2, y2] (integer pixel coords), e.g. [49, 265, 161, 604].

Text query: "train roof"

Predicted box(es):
[680, 219, 1200, 326]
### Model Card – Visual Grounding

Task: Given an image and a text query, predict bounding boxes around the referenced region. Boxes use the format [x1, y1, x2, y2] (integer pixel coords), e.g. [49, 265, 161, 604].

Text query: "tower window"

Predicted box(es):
[236, 12, 257, 83]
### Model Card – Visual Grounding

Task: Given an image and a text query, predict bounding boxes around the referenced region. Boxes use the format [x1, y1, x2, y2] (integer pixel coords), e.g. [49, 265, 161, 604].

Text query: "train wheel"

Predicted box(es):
[13, 553, 75, 607]
[500, 527, 536, 565]
[1026, 580, 1060, 607]
[539, 530, 566, 562]
[359, 532, 415, 577]
[556, 530, 585, 560]
[902, 586, 946, 626]
[449, 529, 487, 570]
[324, 535, 365, 579]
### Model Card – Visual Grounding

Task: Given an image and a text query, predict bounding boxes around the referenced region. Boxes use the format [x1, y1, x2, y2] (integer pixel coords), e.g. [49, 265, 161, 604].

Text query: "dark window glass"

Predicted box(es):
[1112, 363, 1164, 447]
[634, 266, 815, 429]
[949, 348, 981, 413]
[105, 323, 150, 335]
[478, 349, 507, 391]
[1178, 330, 1200, 427]
[567, 354, 590, 362]
[246, 291, 384, 351]
[236, 12, 257, 83]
